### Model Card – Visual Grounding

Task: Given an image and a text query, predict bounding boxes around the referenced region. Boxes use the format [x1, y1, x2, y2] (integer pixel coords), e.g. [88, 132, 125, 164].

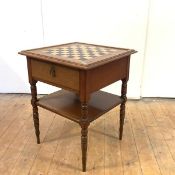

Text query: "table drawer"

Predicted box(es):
[31, 59, 79, 91]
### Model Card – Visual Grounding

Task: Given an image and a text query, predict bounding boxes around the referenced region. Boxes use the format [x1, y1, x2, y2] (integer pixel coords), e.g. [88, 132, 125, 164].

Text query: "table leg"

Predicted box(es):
[30, 81, 40, 144]
[119, 79, 127, 140]
[80, 103, 89, 172]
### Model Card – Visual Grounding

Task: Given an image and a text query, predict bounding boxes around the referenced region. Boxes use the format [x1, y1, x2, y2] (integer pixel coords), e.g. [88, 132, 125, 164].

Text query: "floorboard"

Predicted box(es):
[0, 95, 175, 175]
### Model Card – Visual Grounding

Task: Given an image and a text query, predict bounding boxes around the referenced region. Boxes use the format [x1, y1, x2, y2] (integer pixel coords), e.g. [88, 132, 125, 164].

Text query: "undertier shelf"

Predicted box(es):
[37, 90, 123, 123]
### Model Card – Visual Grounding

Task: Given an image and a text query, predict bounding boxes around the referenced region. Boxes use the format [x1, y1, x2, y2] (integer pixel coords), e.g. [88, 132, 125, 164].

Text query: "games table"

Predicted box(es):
[19, 42, 136, 172]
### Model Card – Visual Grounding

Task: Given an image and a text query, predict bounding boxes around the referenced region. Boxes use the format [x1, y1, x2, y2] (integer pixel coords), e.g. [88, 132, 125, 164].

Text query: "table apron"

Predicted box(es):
[86, 56, 130, 93]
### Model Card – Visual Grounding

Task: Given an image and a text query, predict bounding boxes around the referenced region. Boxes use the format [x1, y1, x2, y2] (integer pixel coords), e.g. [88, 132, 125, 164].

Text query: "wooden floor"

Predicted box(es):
[0, 94, 175, 175]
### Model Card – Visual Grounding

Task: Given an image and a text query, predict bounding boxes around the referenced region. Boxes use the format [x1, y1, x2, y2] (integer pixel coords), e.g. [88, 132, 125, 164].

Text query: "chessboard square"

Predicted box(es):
[83, 56, 92, 60]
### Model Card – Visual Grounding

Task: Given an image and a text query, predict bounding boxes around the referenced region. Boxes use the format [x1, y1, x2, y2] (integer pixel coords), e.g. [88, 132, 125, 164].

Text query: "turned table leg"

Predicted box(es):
[119, 79, 127, 140]
[30, 81, 40, 144]
[80, 102, 89, 172]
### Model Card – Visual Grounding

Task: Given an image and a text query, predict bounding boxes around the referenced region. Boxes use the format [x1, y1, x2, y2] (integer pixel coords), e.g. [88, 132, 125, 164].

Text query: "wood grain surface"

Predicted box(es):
[0, 94, 175, 175]
[31, 59, 79, 91]
[36, 90, 123, 123]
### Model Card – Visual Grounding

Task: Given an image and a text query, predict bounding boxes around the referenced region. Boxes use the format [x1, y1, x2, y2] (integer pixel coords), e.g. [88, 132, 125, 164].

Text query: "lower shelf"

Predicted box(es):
[37, 90, 123, 123]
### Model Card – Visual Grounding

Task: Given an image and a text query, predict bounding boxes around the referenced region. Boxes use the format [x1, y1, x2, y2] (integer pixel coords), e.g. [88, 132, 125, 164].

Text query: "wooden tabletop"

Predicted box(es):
[19, 42, 136, 69]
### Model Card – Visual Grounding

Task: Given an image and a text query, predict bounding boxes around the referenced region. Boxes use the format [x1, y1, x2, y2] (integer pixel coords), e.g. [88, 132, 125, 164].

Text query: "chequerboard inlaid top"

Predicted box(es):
[42, 44, 119, 60]
[19, 42, 136, 69]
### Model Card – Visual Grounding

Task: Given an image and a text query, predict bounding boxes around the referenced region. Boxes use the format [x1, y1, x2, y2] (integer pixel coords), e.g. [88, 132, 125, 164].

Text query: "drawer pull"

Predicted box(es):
[49, 65, 56, 77]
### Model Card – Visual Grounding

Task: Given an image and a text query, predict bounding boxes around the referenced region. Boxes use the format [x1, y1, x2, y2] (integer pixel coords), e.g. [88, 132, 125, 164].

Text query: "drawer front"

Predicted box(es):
[31, 59, 79, 91]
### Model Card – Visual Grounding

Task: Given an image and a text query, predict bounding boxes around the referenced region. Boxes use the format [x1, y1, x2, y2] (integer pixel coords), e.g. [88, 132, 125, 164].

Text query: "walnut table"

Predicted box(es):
[19, 42, 136, 172]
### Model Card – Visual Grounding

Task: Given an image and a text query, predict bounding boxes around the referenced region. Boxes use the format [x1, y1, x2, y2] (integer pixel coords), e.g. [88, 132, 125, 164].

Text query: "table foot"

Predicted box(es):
[80, 102, 89, 172]
[119, 79, 127, 140]
[119, 102, 125, 140]
[80, 123, 89, 172]
[30, 81, 40, 144]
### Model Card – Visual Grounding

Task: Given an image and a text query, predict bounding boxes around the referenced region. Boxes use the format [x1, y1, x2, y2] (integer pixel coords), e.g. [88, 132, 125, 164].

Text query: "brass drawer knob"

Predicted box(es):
[50, 65, 56, 77]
